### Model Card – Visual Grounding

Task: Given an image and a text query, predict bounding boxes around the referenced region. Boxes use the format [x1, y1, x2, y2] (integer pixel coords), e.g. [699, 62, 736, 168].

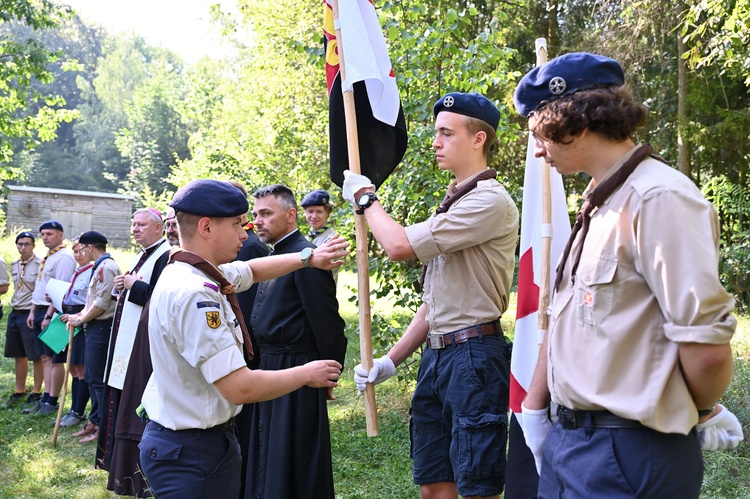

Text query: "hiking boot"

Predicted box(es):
[2, 392, 27, 408]
[37, 402, 59, 415]
[56, 410, 86, 427]
[21, 400, 42, 415]
[72, 422, 97, 438]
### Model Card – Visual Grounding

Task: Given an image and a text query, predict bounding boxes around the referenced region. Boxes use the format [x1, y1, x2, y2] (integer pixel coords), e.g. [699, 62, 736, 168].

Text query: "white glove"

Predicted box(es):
[342, 170, 375, 204]
[521, 404, 552, 475]
[353, 356, 396, 392]
[696, 404, 744, 451]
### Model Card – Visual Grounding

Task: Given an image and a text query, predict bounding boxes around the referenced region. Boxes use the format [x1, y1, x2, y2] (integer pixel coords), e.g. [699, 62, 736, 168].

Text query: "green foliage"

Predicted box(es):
[703, 176, 750, 311]
[0, 0, 78, 170]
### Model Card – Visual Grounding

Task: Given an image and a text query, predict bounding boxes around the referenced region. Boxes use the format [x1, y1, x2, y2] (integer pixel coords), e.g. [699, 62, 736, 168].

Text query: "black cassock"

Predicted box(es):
[245, 229, 346, 499]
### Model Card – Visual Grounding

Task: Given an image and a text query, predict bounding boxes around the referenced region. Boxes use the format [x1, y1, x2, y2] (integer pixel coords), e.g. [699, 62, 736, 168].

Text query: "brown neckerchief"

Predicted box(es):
[169, 247, 254, 360]
[554, 144, 659, 292]
[419, 169, 498, 288]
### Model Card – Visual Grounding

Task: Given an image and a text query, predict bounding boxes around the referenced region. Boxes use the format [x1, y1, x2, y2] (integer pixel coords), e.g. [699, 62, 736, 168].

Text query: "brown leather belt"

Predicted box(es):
[426, 320, 501, 350]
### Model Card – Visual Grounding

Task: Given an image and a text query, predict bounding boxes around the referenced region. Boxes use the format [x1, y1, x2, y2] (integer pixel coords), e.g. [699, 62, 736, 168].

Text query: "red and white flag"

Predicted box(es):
[509, 133, 570, 413]
[323, 0, 407, 188]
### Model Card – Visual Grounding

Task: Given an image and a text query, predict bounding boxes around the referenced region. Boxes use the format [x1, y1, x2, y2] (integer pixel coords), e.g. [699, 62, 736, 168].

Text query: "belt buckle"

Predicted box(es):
[559, 408, 577, 429]
[426, 334, 445, 350]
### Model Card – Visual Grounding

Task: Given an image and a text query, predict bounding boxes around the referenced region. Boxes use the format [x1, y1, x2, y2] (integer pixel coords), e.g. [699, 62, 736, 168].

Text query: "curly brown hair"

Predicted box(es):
[531, 86, 648, 144]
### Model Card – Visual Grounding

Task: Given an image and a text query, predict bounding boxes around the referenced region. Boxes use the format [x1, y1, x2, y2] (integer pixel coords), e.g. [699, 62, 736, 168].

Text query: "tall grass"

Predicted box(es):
[1, 249, 748, 497]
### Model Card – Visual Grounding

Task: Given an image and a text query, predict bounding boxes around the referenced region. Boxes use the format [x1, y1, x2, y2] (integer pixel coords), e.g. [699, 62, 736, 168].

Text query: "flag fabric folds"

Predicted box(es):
[323, 0, 407, 188]
[509, 133, 570, 414]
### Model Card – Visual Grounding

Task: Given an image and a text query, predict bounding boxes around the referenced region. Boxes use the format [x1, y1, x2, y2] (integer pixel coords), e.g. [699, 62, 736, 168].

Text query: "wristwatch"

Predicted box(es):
[698, 406, 716, 417]
[355, 192, 378, 215]
[44, 314, 52, 320]
[300, 247, 314, 268]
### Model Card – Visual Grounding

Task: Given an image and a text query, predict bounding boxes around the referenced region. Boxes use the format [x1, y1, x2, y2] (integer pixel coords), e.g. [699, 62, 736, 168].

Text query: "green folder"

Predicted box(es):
[38, 313, 81, 354]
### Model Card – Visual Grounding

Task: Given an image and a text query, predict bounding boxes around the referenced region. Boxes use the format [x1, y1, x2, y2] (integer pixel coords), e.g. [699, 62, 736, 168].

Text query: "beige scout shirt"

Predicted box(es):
[10, 256, 42, 310]
[405, 172, 519, 334]
[31, 247, 76, 306]
[548, 145, 736, 435]
[142, 260, 253, 430]
[86, 257, 121, 320]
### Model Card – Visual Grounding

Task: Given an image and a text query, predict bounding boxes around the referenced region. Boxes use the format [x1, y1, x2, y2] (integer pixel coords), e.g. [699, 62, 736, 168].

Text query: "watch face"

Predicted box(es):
[358, 193, 370, 206]
[301, 247, 313, 259]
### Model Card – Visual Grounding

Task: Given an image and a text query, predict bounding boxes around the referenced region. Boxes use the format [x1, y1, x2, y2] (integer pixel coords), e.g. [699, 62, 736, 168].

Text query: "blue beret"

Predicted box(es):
[39, 220, 64, 232]
[15, 231, 35, 243]
[300, 190, 331, 207]
[433, 92, 500, 131]
[514, 52, 625, 117]
[79, 230, 108, 245]
[170, 179, 249, 217]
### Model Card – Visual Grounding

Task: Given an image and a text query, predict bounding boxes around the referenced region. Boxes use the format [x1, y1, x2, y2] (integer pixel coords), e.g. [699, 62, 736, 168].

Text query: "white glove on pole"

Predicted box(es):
[342, 170, 375, 204]
[696, 404, 744, 451]
[521, 403, 552, 475]
[353, 356, 396, 393]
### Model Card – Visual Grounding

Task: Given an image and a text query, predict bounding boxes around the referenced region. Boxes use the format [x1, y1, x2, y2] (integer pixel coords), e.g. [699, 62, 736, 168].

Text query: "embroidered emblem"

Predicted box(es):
[206, 311, 221, 329]
[196, 301, 221, 309]
[583, 290, 594, 306]
[443, 95, 455, 108]
[549, 76, 566, 95]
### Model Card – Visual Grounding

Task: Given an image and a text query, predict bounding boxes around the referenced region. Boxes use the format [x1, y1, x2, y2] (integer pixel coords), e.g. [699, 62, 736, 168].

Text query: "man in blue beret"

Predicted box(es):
[343, 93, 519, 499]
[515, 52, 741, 497]
[3, 231, 42, 408]
[138, 179, 350, 498]
[23, 220, 76, 416]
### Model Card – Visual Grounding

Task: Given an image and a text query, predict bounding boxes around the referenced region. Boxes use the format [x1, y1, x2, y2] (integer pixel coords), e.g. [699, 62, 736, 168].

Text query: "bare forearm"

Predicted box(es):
[679, 342, 733, 410]
[387, 303, 429, 366]
[524, 334, 551, 410]
[363, 203, 416, 261]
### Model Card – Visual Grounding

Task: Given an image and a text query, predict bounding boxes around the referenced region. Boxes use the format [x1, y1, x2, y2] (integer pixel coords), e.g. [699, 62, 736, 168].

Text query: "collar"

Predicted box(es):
[269, 229, 300, 252]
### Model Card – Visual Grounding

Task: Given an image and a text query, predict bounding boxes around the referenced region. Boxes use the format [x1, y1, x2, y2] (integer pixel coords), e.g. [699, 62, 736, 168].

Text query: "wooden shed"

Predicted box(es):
[5, 185, 134, 248]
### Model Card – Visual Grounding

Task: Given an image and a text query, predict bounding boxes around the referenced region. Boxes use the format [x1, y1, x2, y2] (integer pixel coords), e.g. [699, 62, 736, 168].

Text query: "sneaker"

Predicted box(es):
[37, 402, 59, 415]
[72, 422, 97, 438]
[25, 392, 42, 404]
[21, 400, 42, 415]
[56, 410, 86, 427]
[79, 428, 99, 444]
[2, 392, 27, 408]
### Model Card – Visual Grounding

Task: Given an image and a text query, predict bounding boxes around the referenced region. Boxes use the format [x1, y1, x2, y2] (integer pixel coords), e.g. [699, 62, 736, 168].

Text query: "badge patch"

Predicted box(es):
[583, 290, 594, 306]
[196, 301, 221, 309]
[206, 311, 221, 329]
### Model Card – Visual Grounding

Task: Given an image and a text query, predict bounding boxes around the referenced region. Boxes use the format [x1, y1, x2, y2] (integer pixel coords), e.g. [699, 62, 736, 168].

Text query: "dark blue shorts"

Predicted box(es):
[410, 334, 509, 497]
[539, 420, 703, 498]
[139, 420, 241, 499]
[32, 308, 56, 358]
[4, 309, 39, 361]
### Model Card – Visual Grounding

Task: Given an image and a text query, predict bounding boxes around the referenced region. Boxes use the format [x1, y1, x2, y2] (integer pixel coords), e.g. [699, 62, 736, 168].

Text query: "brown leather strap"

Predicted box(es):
[168, 248, 254, 360]
[555, 144, 658, 292]
[426, 320, 501, 349]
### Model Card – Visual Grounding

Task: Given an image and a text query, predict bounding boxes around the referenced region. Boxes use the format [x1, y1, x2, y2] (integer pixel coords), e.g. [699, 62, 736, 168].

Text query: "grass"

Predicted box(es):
[1, 247, 749, 497]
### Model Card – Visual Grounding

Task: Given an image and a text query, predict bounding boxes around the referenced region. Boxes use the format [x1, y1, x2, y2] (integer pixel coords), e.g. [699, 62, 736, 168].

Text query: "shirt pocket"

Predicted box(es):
[576, 256, 618, 326]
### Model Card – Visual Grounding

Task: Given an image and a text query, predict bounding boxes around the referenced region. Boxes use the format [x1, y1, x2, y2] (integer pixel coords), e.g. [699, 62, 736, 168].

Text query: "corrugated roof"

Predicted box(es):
[6, 185, 133, 200]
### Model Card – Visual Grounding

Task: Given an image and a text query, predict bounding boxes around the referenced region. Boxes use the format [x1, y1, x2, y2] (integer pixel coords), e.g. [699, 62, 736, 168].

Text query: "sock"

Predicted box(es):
[70, 378, 79, 411]
[48, 395, 59, 406]
[73, 379, 90, 415]
[41, 392, 50, 404]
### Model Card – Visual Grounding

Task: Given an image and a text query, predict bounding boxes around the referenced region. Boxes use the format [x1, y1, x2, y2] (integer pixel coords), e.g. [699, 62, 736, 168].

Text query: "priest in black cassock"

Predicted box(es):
[245, 184, 346, 499]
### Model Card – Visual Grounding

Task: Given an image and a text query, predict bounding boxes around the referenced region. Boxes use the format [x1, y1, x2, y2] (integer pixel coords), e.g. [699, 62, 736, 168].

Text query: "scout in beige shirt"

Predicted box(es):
[344, 92, 519, 499]
[514, 52, 740, 498]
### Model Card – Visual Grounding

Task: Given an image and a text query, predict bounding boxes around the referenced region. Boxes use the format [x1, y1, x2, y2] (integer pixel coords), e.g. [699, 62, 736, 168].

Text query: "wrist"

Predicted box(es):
[44, 314, 52, 320]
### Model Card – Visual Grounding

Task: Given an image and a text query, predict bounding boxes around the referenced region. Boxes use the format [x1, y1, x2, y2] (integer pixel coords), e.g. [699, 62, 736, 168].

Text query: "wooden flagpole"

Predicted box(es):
[535, 38, 553, 332]
[331, 0, 379, 436]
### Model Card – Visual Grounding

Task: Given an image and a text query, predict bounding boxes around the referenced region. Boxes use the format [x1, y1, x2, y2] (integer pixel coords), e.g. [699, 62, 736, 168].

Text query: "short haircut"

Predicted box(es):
[175, 212, 202, 240]
[252, 184, 297, 211]
[133, 208, 163, 226]
[531, 86, 647, 144]
[464, 116, 497, 155]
